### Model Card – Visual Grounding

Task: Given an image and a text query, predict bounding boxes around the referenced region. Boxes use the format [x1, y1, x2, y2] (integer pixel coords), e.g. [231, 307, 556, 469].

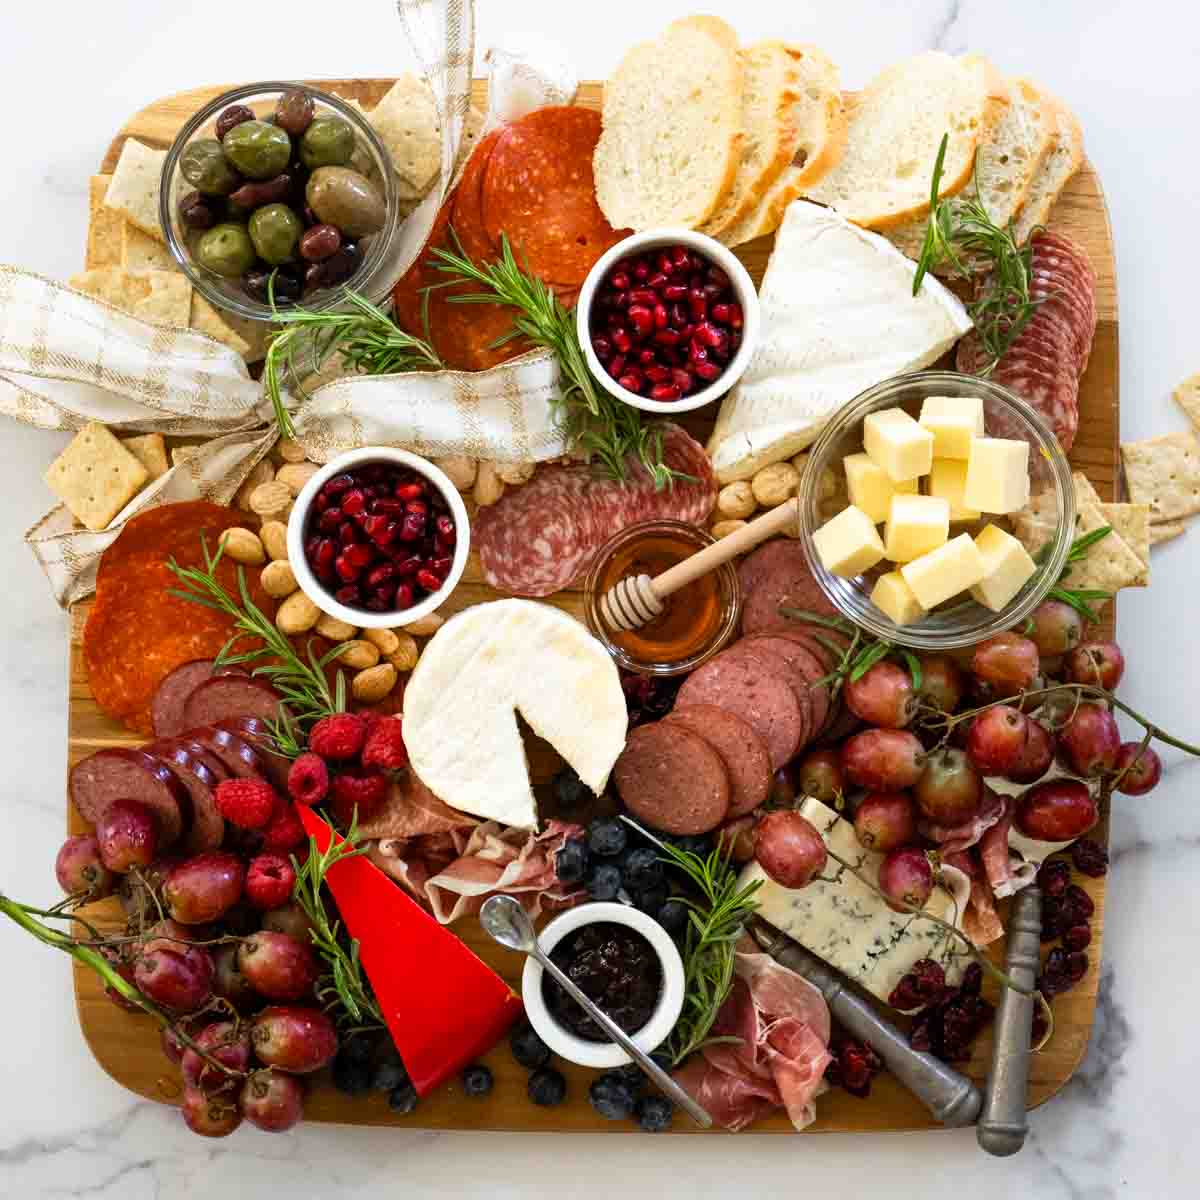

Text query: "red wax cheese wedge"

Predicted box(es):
[298, 807, 522, 1094]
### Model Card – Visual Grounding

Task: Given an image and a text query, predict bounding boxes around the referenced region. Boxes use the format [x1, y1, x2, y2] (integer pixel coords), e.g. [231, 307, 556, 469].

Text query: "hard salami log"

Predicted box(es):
[613, 722, 730, 835]
[69, 748, 188, 845]
[662, 705, 770, 818]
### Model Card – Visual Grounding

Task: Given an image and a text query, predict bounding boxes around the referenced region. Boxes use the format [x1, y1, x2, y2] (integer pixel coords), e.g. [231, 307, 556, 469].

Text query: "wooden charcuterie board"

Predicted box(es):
[67, 79, 1117, 1133]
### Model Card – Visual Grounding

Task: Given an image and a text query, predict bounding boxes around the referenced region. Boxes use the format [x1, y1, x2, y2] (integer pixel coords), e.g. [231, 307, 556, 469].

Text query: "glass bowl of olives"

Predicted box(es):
[160, 82, 403, 321]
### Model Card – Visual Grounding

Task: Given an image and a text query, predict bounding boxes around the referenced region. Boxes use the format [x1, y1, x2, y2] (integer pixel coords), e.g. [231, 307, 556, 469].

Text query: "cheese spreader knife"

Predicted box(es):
[749, 917, 983, 1127]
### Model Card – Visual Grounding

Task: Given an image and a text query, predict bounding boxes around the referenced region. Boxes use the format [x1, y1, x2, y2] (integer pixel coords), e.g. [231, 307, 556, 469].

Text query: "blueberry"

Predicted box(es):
[655, 898, 688, 937]
[332, 1048, 373, 1097]
[669, 834, 712, 859]
[622, 846, 662, 890]
[632, 880, 668, 916]
[555, 837, 589, 885]
[552, 766, 593, 809]
[510, 1020, 551, 1070]
[586, 863, 623, 901]
[388, 1082, 419, 1114]
[635, 1095, 674, 1132]
[461, 1064, 494, 1097]
[372, 1057, 408, 1093]
[340, 1035, 374, 1066]
[528, 1066, 567, 1107]
[587, 818, 627, 858]
[589, 1071, 637, 1120]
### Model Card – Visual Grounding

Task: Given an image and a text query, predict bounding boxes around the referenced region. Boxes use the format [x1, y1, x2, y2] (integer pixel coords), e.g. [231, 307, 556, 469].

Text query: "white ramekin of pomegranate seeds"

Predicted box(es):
[286, 447, 469, 629]
[576, 228, 760, 414]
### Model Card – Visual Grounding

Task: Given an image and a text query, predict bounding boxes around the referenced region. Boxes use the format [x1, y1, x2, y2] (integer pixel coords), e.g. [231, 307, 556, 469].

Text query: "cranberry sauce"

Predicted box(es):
[543, 920, 662, 1043]
[303, 460, 456, 613]
[589, 244, 743, 402]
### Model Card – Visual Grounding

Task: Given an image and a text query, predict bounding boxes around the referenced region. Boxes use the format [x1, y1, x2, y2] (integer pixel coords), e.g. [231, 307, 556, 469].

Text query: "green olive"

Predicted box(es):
[195, 222, 257, 277]
[248, 204, 303, 266]
[179, 138, 240, 196]
[222, 120, 292, 180]
[306, 167, 387, 239]
[299, 116, 356, 170]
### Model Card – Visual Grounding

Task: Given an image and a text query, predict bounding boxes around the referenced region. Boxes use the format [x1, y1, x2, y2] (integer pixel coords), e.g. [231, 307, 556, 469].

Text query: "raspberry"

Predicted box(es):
[330, 771, 389, 828]
[309, 713, 368, 761]
[215, 779, 277, 830]
[245, 852, 297, 909]
[262, 800, 306, 852]
[361, 717, 408, 770]
[288, 752, 329, 806]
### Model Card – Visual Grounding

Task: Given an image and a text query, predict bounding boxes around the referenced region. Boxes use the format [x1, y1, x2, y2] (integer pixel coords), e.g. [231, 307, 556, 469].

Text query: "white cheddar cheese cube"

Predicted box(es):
[863, 408, 934, 482]
[963, 437, 1030, 514]
[884, 494, 950, 562]
[970, 523, 1037, 611]
[900, 533, 985, 609]
[918, 395, 985, 459]
[927, 458, 981, 521]
[871, 571, 926, 626]
[813, 505, 885, 578]
[843, 452, 917, 523]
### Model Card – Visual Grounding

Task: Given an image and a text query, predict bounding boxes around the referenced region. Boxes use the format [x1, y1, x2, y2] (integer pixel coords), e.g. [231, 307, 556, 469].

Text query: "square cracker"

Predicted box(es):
[120, 433, 169, 480]
[45, 421, 149, 531]
[104, 139, 167, 243]
[68, 268, 191, 327]
[122, 220, 176, 271]
[188, 293, 270, 362]
[85, 176, 123, 269]
[367, 75, 441, 200]
[1151, 520, 1186, 546]
[1121, 431, 1200, 521]
[1172, 371, 1200, 429]
[1074, 471, 1150, 565]
[1063, 496, 1149, 591]
[1072, 471, 1103, 507]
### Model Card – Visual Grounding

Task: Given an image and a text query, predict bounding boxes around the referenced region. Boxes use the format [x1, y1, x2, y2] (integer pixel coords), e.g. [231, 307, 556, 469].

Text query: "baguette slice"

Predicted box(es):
[804, 52, 1006, 230]
[594, 17, 743, 231]
[700, 42, 803, 237]
[1014, 93, 1084, 244]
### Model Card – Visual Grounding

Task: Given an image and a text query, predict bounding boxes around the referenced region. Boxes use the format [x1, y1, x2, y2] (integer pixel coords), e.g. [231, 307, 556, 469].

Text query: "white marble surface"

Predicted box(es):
[0, 2, 1197, 1196]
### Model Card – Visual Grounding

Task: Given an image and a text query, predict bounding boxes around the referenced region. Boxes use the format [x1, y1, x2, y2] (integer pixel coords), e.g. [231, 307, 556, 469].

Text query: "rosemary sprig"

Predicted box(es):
[426, 231, 688, 491]
[263, 284, 444, 438]
[1035, 524, 1114, 623]
[776, 607, 922, 695]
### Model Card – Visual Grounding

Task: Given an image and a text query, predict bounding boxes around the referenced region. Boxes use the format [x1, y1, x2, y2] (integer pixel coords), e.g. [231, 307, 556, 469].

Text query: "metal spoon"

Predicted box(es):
[479, 895, 713, 1128]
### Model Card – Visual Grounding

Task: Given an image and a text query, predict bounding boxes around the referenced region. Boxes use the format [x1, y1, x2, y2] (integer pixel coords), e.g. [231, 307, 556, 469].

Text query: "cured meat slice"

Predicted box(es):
[675, 650, 805, 770]
[919, 787, 1005, 856]
[449, 129, 502, 265]
[740, 635, 832, 738]
[718, 640, 813, 751]
[183, 676, 282, 729]
[740, 541, 837, 638]
[663, 705, 771, 818]
[481, 107, 628, 288]
[148, 741, 227, 854]
[187, 724, 266, 780]
[69, 748, 188, 845]
[613, 722, 730, 835]
[151, 661, 247, 738]
[356, 771, 478, 841]
[212, 717, 291, 790]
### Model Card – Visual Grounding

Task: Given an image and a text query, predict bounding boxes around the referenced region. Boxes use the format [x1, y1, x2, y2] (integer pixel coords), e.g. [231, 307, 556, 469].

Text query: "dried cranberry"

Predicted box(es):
[1036, 859, 1071, 898]
[1070, 838, 1109, 877]
[1062, 924, 1092, 953]
[1065, 951, 1088, 983]
[1062, 884, 1095, 924]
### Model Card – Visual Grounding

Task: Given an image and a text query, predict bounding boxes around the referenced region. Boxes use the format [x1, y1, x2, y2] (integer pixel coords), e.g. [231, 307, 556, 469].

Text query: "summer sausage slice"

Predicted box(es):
[675, 650, 805, 770]
[613, 722, 730, 835]
[187, 724, 267, 780]
[69, 748, 188, 846]
[717, 640, 813, 752]
[147, 741, 226, 854]
[741, 545, 838, 638]
[662, 705, 771, 818]
[182, 676, 282, 730]
[741, 635, 832, 738]
[152, 662, 248, 738]
[213, 717, 291, 790]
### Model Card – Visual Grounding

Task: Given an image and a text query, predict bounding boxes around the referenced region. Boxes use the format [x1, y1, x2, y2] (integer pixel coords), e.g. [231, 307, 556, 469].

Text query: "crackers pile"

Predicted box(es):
[44, 424, 167, 531]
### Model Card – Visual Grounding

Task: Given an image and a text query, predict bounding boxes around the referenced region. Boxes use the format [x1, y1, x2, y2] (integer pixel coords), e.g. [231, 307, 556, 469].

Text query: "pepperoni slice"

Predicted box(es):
[450, 129, 502, 266]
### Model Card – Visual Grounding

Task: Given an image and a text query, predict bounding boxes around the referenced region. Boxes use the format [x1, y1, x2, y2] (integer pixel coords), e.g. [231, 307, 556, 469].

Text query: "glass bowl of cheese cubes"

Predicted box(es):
[798, 371, 1075, 650]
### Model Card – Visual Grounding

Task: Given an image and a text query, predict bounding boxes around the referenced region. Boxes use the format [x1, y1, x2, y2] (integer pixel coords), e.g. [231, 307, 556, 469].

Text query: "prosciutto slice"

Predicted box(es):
[943, 850, 1005, 947]
[979, 798, 1018, 898]
[919, 787, 1005, 856]
[673, 949, 831, 1132]
[355, 771, 478, 841]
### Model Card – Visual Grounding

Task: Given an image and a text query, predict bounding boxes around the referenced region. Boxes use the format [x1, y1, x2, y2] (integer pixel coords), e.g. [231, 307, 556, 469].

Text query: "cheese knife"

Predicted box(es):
[749, 917, 983, 1127]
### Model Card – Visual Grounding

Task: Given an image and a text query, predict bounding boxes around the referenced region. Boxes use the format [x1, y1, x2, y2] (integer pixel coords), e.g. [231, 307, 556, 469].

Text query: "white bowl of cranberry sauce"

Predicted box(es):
[286, 447, 469, 629]
[576, 228, 760, 414]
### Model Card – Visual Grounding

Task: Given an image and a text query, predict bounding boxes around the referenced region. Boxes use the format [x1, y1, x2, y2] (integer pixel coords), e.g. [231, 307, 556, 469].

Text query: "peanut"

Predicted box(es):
[218, 527, 265, 565]
[751, 461, 800, 508]
[434, 455, 477, 491]
[496, 461, 535, 486]
[363, 627, 400, 655]
[817, 466, 839, 503]
[276, 590, 320, 634]
[404, 611, 444, 637]
[351, 662, 397, 703]
[260, 559, 298, 598]
[274, 436, 307, 464]
[385, 632, 420, 672]
[249, 480, 293, 519]
[234, 458, 274, 510]
[711, 519, 748, 539]
[315, 613, 358, 642]
[259, 520, 289, 562]
[337, 639, 381, 670]
[276, 462, 319, 496]
[472, 461, 505, 507]
[716, 481, 756, 521]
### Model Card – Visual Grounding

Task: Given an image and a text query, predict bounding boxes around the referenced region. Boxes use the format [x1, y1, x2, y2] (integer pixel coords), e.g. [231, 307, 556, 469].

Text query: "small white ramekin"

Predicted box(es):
[521, 901, 685, 1070]
[575, 228, 760, 415]
[286, 446, 470, 630]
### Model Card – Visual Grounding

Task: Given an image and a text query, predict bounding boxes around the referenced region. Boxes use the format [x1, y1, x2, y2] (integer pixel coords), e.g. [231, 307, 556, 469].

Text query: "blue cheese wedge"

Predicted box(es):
[740, 796, 970, 1003]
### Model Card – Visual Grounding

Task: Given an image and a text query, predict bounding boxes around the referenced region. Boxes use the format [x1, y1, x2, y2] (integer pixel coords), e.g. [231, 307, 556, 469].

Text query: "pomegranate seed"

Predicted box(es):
[435, 514, 455, 543]
[649, 384, 682, 402]
[395, 482, 424, 501]
[416, 568, 442, 593]
[690, 340, 710, 365]
[657, 251, 673, 275]
[372, 498, 404, 516]
[335, 553, 358, 582]
[592, 335, 612, 361]
[363, 514, 391, 542]
[314, 538, 336, 572]
[342, 489, 366, 516]
[662, 283, 687, 301]
[431, 555, 453, 577]
[305, 536, 320, 559]
[394, 583, 414, 609]
[710, 331, 731, 360]
[317, 507, 342, 533]
[613, 291, 629, 309]
[628, 288, 657, 306]
[711, 301, 743, 328]
[644, 365, 670, 384]
[671, 368, 694, 393]
[322, 474, 354, 498]
[701, 282, 722, 302]
[671, 245, 690, 268]
[707, 264, 730, 289]
[647, 272, 669, 289]
[607, 354, 626, 377]
[632, 261, 650, 282]
[338, 521, 357, 545]
[364, 594, 390, 612]
[617, 370, 644, 393]
[313, 492, 330, 513]
[653, 329, 680, 347]
[677, 322, 695, 341]
[335, 584, 361, 606]
[694, 360, 722, 382]
[606, 311, 624, 332]
[345, 543, 373, 568]
[671, 302, 689, 327]
[653, 303, 669, 330]
[627, 305, 654, 337]
[694, 321, 723, 349]
[638, 348, 656, 365]
[609, 271, 630, 291]
[394, 554, 421, 576]
[366, 563, 397, 589]
[611, 328, 632, 354]
[688, 272, 703, 290]
[404, 499, 427, 516]
[399, 512, 425, 541]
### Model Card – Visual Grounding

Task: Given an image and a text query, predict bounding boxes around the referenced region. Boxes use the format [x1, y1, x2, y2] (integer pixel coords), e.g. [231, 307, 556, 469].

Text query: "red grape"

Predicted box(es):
[1006, 719, 1055, 784]
[1060, 703, 1120, 776]
[796, 749, 843, 804]
[164, 852, 245, 924]
[250, 1005, 338, 1074]
[96, 799, 158, 873]
[240, 1069, 305, 1132]
[853, 792, 916, 852]
[841, 729, 924, 791]
[134, 944, 213, 1012]
[55, 834, 115, 899]
[261, 901, 319, 944]
[914, 747, 983, 824]
[844, 661, 916, 728]
[182, 1020, 252, 1090]
[211, 943, 258, 1009]
[878, 847, 934, 913]
[102, 952, 140, 1012]
[966, 705, 1030, 774]
[754, 811, 828, 889]
[1015, 780, 1098, 841]
[769, 764, 797, 807]
[238, 931, 319, 1001]
[916, 654, 964, 714]
[1114, 742, 1162, 795]
[715, 814, 757, 864]
[971, 632, 1040, 695]
[1064, 640, 1125, 690]
[181, 1086, 242, 1137]
[1027, 600, 1084, 657]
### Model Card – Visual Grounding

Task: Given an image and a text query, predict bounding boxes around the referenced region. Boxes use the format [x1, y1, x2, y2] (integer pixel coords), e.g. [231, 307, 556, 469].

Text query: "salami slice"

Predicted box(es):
[183, 676, 282, 729]
[69, 748, 188, 845]
[663, 705, 771, 818]
[613, 722, 730, 835]
[148, 741, 226, 854]
[481, 107, 629, 288]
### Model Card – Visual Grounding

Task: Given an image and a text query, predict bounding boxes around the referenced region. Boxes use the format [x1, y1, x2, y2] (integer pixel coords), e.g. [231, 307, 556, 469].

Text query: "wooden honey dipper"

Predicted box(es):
[600, 498, 801, 633]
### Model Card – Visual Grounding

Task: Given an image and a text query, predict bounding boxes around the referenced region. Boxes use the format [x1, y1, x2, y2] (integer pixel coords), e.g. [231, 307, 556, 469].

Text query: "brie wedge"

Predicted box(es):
[402, 599, 627, 830]
[706, 200, 972, 484]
